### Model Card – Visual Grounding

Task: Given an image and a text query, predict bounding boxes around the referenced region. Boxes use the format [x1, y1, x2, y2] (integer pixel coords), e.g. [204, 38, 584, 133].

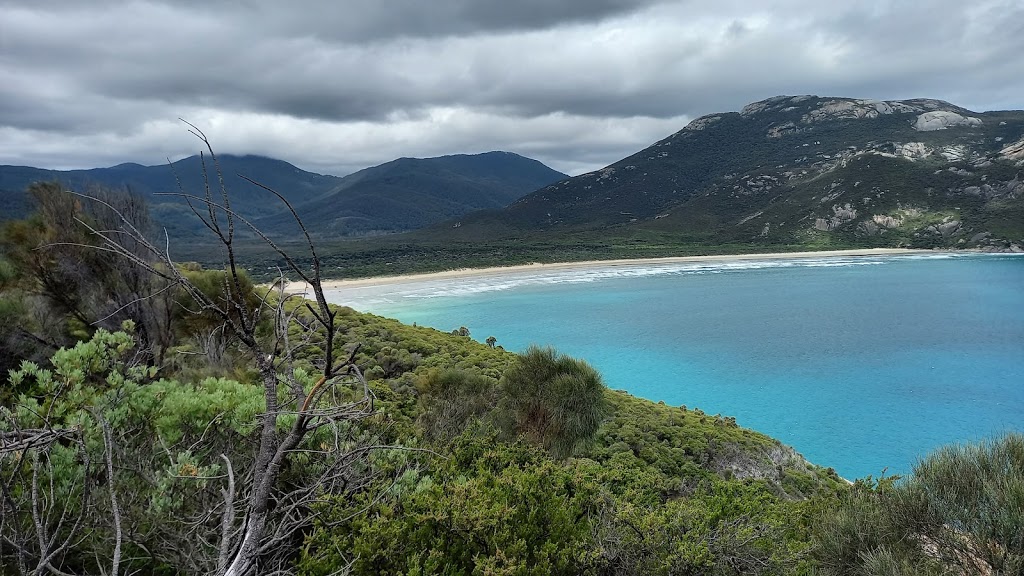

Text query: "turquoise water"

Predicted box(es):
[326, 253, 1024, 479]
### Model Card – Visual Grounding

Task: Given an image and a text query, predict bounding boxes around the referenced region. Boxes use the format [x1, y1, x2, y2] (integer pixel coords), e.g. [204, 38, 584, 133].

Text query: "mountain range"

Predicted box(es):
[4, 95, 1023, 266]
[428, 95, 1024, 252]
[0, 152, 567, 238]
[252, 152, 566, 236]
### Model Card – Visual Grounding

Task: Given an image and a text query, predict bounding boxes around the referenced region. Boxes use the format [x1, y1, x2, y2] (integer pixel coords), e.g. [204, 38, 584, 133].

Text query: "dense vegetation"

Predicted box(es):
[2, 178, 1021, 575]
[190, 234, 853, 283]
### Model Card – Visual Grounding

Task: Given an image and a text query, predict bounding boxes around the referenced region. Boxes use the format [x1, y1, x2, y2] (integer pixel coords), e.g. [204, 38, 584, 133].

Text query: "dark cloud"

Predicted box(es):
[198, 0, 672, 42]
[0, 0, 1022, 175]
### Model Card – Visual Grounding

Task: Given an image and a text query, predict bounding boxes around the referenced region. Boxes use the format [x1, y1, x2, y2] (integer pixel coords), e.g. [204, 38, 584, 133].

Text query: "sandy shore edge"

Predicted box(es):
[283, 248, 931, 294]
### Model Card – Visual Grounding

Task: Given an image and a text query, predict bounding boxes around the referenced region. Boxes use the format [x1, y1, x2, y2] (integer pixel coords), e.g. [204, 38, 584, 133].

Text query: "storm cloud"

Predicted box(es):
[1, 0, 1022, 175]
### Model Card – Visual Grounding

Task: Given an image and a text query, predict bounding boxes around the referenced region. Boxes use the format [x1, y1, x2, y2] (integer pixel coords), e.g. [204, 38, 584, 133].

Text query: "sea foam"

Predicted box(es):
[327, 253, 963, 310]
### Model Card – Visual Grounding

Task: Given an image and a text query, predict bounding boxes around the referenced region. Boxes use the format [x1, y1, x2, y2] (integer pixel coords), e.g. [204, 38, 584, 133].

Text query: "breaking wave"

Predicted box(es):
[326, 252, 984, 310]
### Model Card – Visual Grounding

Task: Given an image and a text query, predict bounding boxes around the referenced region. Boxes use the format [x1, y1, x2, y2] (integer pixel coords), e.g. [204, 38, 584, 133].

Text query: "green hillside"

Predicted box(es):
[0, 151, 567, 241]
[0, 155, 344, 237]
[423, 96, 1024, 254]
[253, 151, 567, 237]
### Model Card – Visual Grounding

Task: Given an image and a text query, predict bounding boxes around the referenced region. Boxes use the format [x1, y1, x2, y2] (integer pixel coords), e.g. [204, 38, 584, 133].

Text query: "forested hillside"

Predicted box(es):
[252, 151, 567, 237]
[0, 154, 344, 238]
[0, 151, 566, 240]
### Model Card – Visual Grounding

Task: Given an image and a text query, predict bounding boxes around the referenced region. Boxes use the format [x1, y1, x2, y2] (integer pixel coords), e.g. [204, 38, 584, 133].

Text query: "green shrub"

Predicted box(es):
[416, 368, 498, 441]
[813, 434, 1024, 575]
[496, 346, 608, 459]
[299, 433, 604, 576]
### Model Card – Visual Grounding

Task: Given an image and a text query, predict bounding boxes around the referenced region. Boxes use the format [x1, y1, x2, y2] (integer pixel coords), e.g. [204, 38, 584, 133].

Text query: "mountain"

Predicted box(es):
[435, 96, 1024, 252]
[0, 155, 345, 236]
[252, 152, 568, 237]
[1, 151, 567, 239]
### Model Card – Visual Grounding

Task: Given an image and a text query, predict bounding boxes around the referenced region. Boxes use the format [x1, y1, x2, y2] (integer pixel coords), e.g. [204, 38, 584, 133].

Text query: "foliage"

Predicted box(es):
[813, 434, 1024, 575]
[596, 477, 826, 576]
[1, 144, 382, 576]
[0, 182, 175, 367]
[0, 326, 269, 573]
[0, 255, 34, 383]
[299, 414, 829, 576]
[301, 338, 841, 576]
[415, 368, 498, 441]
[496, 345, 608, 459]
[587, 393, 845, 498]
[299, 433, 603, 576]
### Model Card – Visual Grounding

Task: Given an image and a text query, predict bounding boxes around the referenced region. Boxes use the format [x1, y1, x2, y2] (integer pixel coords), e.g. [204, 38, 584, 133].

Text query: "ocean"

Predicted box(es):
[325, 252, 1024, 479]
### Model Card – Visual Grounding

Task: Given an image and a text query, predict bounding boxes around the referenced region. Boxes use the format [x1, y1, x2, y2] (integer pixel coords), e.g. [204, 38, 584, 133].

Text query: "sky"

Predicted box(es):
[1, 1, 1022, 177]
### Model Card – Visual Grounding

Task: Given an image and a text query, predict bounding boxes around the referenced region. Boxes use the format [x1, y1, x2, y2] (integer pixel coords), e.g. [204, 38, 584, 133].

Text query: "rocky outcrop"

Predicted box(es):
[861, 221, 880, 235]
[933, 220, 961, 237]
[898, 142, 932, 159]
[964, 178, 1024, 200]
[683, 114, 723, 131]
[711, 440, 817, 488]
[860, 213, 906, 236]
[914, 111, 983, 131]
[814, 203, 858, 231]
[939, 145, 969, 161]
[767, 122, 799, 138]
[999, 137, 1024, 165]
[803, 99, 891, 123]
[872, 214, 903, 228]
[740, 95, 801, 116]
[735, 175, 779, 195]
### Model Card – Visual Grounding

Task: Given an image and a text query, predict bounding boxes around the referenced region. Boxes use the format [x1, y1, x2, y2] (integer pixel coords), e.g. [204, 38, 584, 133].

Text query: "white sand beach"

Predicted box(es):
[283, 248, 930, 294]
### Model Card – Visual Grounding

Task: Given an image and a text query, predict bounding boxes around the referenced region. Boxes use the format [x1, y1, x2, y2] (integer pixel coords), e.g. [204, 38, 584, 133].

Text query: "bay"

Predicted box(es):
[325, 253, 1024, 479]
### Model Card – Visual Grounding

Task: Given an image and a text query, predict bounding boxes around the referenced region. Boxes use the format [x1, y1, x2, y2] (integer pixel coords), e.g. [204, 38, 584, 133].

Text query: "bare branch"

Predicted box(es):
[217, 454, 236, 574]
[45, 127, 382, 576]
[0, 429, 79, 455]
[92, 410, 122, 576]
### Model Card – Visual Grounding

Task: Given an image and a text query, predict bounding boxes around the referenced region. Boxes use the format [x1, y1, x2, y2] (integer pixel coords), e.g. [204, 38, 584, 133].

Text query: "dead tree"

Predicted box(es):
[68, 123, 376, 575]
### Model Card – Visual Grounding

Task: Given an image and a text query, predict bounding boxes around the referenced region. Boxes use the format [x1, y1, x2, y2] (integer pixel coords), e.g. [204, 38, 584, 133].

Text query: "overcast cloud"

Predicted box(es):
[1, 0, 1022, 176]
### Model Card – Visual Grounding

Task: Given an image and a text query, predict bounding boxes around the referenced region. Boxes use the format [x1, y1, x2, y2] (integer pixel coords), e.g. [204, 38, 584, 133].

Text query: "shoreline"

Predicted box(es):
[284, 248, 932, 294]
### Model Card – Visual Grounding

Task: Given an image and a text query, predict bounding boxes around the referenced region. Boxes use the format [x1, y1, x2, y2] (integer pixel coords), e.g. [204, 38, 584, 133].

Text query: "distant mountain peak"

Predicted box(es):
[734, 94, 975, 122]
[739, 94, 816, 116]
[677, 96, 986, 141]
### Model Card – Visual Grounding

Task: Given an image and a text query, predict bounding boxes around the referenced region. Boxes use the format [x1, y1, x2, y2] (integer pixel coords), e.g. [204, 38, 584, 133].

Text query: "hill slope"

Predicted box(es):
[253, 151, 567, 237]
[436, 96, 1024, 252]
[0, 155, 344, 237]
[1, 151, 567, 240]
